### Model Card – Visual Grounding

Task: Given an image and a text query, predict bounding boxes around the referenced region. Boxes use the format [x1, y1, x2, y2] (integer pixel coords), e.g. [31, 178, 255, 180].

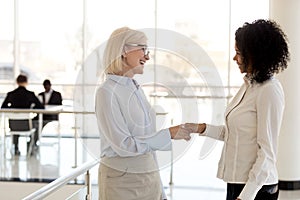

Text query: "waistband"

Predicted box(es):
[101, 152, 159, 173]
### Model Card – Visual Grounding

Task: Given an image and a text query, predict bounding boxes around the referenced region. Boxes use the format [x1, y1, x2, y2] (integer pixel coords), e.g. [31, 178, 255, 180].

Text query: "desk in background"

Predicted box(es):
[0, 107, 95, 167]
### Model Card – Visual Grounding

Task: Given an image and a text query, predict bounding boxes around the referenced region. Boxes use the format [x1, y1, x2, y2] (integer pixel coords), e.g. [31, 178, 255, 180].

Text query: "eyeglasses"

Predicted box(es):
[125, 43, 150, 56]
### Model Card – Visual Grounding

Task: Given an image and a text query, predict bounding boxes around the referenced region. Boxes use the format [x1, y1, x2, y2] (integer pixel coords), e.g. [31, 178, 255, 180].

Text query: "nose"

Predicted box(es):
[144, 51, 150, 60]
[233, 54, 237, 61]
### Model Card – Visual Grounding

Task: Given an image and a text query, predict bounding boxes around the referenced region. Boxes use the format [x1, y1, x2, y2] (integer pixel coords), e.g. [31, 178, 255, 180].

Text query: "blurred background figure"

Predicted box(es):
[38, 79, 63, 126]
[1, 74, 44, 155]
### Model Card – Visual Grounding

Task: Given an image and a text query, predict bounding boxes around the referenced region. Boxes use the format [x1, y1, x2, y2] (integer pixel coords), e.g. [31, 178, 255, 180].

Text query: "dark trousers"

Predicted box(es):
[226, 183, 279, 200]
[32, 120, 40, 145]
[12, 135, 20, 150]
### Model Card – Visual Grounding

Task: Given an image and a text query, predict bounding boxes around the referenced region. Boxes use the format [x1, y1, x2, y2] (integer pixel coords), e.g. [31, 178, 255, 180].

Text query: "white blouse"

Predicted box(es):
[95, 74, 172, 158]
[203, 76, 284, 200]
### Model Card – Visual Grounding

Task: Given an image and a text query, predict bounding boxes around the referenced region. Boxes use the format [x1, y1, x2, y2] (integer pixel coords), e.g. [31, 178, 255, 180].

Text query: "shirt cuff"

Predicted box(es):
[238, 182, 261, 200]
[202, 124, 224, 141]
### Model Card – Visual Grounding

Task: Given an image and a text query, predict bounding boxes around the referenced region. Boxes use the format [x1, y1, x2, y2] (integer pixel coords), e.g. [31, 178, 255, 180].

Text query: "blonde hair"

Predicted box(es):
[103, 27, 147, 74]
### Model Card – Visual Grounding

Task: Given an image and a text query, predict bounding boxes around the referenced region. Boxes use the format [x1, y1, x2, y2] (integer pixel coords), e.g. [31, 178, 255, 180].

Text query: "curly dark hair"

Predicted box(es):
[235, 19, 290, 83]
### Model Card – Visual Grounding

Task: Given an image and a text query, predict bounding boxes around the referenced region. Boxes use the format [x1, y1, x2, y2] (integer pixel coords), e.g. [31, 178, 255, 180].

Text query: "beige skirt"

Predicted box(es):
[98, 153, 162, 200]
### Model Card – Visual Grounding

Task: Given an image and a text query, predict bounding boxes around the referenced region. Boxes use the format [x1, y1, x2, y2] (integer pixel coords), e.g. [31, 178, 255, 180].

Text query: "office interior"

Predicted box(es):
[0, 0, 300, 199]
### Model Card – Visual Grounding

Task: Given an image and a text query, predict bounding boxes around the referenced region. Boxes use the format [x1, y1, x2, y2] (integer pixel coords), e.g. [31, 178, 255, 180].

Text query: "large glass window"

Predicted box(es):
[0, 1, 14, 93]
[17, 0, 83, 97]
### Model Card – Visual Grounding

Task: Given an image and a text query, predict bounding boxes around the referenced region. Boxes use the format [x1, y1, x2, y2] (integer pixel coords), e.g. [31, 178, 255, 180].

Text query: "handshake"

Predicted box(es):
[169, 123, 206, 141]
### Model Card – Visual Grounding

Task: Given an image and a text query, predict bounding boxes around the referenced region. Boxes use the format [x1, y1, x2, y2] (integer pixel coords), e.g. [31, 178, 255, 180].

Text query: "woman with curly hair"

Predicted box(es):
[186, 19, 290, 200]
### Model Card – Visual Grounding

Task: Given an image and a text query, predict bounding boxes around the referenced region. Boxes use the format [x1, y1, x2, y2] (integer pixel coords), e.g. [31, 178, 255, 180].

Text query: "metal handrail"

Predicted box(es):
[22, 159, 100, 200]
[0, 107, 95, 115]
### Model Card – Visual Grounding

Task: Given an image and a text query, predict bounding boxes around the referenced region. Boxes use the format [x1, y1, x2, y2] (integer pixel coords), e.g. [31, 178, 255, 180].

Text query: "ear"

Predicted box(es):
[122, 53, 127, 58]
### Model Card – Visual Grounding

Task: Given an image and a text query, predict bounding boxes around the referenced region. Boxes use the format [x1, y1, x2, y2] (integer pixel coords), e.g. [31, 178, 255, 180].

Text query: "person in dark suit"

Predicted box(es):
[1, 74, 44, 155]
[38, 79, 62, 126]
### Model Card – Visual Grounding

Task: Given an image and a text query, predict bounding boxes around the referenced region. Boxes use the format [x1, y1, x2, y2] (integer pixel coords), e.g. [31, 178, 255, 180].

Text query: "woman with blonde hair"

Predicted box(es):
[95, 27, 192, 200]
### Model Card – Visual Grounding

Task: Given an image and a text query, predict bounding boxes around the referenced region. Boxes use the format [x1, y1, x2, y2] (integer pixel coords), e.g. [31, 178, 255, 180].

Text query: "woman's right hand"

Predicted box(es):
[169, 125, 192, 141]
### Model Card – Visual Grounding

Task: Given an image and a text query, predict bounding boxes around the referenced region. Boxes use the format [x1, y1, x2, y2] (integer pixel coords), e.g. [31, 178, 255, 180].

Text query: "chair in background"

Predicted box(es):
[4, 112, 37, 157]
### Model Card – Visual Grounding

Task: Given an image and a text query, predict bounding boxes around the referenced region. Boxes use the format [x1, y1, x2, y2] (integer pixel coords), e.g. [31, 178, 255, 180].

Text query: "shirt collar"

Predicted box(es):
[107, 74, 137, 88]
[243, 74, 274, 87]
[243, 74, 255, 87]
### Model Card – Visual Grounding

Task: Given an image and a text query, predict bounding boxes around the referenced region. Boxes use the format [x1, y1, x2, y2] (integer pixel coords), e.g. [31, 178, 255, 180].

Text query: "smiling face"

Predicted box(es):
[233, 44, 245, 73]
[233, 43, 252, 74]
[122, 43, 150, 77]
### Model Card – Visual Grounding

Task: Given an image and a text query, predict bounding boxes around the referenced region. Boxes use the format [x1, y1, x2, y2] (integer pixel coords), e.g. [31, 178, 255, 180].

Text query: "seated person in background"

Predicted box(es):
[1, 74, 44, 155]
[38, 79, 62, 126]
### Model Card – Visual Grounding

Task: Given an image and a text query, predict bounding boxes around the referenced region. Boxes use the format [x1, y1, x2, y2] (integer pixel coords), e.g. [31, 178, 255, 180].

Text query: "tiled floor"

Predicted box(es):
[0, 135, 300, 200]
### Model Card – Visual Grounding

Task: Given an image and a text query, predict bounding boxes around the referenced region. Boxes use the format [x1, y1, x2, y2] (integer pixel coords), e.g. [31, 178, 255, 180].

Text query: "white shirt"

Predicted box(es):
[95, 74, 172, 158]
[44, 89, 53, 105]
[203, 76, 284, 200]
